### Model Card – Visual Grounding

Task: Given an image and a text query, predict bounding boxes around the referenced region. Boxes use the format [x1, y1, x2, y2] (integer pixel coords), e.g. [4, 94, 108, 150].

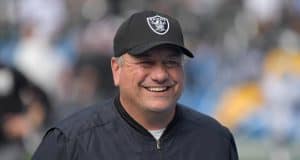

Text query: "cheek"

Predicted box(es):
[174, 70, 184, 96]
[171, 69, 184, 83]
[119, 68, 146, 87]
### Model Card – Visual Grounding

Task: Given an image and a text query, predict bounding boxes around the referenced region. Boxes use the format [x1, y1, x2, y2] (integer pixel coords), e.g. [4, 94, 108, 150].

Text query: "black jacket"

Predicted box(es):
[32, 96, 238, 160]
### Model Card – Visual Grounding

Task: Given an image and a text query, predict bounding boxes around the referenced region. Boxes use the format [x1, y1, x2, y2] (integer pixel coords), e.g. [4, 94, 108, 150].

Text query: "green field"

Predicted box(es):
[236, 137, 300, 160]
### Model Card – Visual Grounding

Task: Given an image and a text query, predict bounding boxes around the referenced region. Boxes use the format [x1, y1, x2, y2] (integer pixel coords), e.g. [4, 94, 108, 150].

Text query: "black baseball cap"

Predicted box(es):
[113, 10, 194, 58]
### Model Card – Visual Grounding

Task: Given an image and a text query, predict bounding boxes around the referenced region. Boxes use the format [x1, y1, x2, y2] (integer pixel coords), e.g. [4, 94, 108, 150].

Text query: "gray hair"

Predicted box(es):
[115, 56, 124, 66]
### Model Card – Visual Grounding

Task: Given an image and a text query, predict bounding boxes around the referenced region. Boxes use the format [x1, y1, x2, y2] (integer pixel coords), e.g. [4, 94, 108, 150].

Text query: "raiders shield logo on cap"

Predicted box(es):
[146, 15, 169, 35]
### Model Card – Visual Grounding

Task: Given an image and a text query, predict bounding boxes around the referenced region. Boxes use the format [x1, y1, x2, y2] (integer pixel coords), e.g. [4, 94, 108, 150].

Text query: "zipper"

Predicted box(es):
[156, 139, 163, 160]
[156, 139, 161, 150]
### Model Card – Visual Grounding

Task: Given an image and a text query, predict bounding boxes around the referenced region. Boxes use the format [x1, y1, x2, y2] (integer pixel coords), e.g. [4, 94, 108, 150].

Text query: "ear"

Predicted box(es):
[111, 57, 121, 86]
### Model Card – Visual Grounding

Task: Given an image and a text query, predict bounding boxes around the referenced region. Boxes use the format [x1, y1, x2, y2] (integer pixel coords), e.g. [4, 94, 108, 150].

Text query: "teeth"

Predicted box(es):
[147, 87, 168, 92]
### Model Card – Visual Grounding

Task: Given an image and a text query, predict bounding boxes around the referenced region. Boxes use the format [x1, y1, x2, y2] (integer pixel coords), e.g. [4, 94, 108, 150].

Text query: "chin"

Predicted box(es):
[145, 100, 176, 113]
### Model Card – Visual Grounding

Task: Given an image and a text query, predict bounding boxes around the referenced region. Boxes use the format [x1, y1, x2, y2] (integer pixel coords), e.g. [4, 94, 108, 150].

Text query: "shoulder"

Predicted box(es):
[48, 98, 116, 140]
[176, 105, 239, 159]
[177, 104, 232, 139]
[177, 103, 222, 127]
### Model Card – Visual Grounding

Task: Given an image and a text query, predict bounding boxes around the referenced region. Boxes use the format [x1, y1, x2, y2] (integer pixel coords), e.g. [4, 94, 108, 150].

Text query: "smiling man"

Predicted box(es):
[112, 46, 184, 130]
[32, 10, 239, 160]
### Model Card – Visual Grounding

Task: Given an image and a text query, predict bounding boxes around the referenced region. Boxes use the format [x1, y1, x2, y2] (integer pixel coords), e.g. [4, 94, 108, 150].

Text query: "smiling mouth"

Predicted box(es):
[144, 86, 170, 92]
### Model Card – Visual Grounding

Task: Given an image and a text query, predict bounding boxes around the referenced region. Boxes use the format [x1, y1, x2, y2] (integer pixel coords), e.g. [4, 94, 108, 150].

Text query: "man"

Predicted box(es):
[0, 62, 50, 159]
[32, 10, 238, 160]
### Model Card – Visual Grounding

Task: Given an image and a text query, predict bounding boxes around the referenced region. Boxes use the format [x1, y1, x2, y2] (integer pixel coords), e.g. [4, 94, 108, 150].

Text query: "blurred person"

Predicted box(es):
[262, 30, 300, 160]
[12, 0, 70, 103]
[72, 16, 121, 103]
[52, 17, 120, 120]
[53, 54, 117, 121]
[32, 11, 238, 160]
[243, 0, 285, 25]
[180, 42, 221, 114]
[13, 19, 70, 100]
[0, 0, 19, 66]
[0, 62, 50, 159]
[18, 0, 67, 41]
[214, 80, 265, 132]
[72, 55, 116, 105]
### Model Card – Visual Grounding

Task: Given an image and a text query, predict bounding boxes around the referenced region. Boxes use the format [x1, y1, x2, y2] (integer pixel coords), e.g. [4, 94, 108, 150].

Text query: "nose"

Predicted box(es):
[150, 64, 169, 83]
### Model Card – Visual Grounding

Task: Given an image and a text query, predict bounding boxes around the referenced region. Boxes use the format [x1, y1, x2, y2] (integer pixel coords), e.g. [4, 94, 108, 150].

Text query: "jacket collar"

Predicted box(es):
[113, 94, 180, 139]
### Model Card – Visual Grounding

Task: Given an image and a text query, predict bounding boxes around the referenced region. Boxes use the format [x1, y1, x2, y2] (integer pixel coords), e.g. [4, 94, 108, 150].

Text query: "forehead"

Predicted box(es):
[135, 46, 182, 58]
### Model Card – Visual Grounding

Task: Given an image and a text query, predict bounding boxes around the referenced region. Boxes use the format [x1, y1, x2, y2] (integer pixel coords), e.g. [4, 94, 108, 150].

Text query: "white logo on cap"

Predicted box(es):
[146, 15, 169, 35]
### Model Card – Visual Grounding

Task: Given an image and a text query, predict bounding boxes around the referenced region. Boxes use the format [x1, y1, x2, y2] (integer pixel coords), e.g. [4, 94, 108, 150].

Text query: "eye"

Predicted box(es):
[137, 60, 155, 68]
[164, 59, 182, 68]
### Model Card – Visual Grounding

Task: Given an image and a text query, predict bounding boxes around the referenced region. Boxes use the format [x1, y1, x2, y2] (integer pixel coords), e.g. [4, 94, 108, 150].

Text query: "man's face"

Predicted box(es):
[111, 47, 184, 113]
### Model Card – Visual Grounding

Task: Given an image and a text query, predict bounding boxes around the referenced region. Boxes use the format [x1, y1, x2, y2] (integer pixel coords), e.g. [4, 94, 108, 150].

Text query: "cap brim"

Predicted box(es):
[128, 41, 194, 58]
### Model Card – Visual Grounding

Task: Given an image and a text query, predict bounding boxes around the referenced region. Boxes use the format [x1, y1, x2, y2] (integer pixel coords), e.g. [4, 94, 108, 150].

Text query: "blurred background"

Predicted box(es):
[0, 0, 300, 159]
